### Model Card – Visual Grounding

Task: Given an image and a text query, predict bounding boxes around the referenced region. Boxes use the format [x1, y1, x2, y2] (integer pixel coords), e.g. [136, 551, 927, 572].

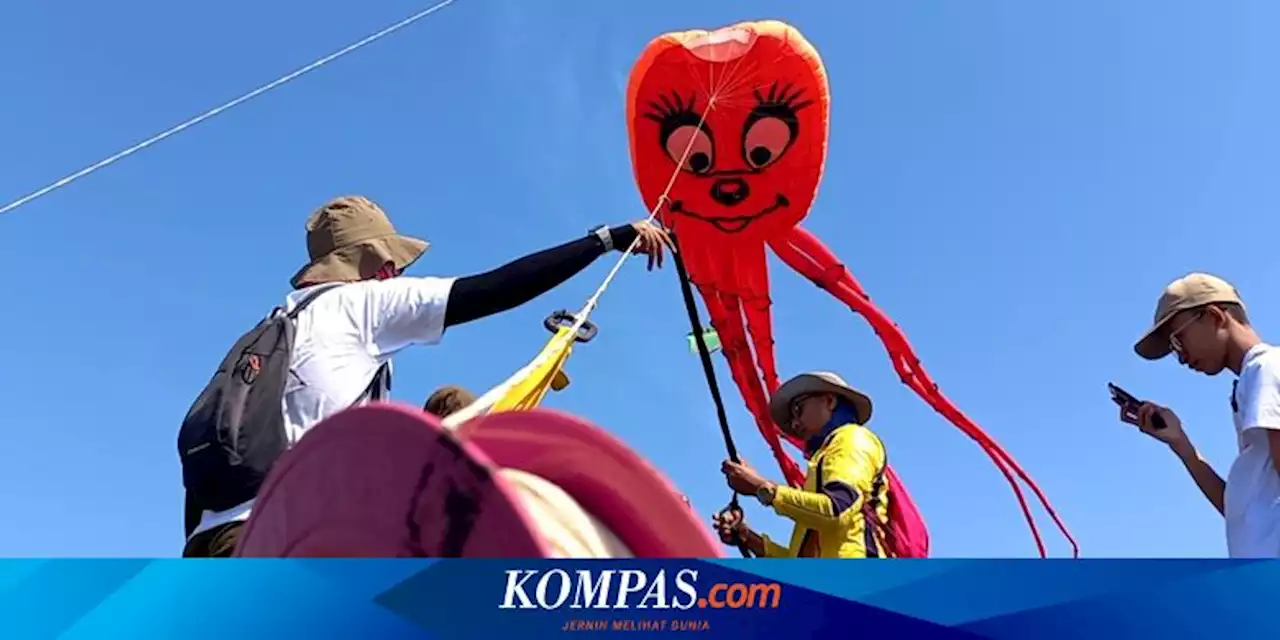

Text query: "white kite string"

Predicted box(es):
[0, 0, 459, 216]
[443, 86, 723, 429]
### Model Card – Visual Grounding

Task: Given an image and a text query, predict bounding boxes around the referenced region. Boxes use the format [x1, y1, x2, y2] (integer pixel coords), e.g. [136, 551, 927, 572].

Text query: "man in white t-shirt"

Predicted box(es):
[182, 195, 672, 556]
[1124, 272, 1280, 557]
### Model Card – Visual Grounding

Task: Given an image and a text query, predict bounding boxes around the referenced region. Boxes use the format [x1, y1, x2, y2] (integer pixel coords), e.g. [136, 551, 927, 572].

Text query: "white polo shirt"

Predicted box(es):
[188, 276, 456, 539]
[1224, 342, 1280, 557]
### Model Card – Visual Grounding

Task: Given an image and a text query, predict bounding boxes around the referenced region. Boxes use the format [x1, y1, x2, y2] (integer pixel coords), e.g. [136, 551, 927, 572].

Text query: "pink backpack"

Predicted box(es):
[876, 463, 929, 558]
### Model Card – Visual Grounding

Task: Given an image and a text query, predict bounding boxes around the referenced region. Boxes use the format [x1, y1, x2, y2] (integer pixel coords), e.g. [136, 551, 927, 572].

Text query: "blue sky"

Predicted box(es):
[2, 0, 1279, 558]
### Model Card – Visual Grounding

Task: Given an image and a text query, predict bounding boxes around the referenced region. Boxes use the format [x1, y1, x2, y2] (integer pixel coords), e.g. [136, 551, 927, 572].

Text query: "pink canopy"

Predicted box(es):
[235, 403, 722, 558]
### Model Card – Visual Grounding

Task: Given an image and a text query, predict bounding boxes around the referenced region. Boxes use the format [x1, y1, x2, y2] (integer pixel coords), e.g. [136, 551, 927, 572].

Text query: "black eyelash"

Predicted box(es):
[644, 90, 699, 124]
[752, 81, 813, 113]
[644, 91, 706, 140]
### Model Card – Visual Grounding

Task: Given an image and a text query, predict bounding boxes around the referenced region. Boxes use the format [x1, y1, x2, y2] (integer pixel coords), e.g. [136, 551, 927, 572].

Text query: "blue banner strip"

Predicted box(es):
[0, 559, 1272, 639]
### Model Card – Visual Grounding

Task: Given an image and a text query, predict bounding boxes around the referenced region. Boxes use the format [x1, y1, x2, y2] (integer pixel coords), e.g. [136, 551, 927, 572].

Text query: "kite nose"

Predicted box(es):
[709, 178, 750, 206]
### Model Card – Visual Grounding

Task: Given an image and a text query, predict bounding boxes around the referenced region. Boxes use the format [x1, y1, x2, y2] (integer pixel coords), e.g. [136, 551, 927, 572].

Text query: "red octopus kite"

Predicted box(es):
[626, 20, 1076, 557]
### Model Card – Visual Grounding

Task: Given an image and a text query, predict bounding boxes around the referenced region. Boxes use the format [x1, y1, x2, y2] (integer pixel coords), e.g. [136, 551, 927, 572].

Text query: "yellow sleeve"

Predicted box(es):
[758, 533, 791, 558]
[771, 427, 885, 530]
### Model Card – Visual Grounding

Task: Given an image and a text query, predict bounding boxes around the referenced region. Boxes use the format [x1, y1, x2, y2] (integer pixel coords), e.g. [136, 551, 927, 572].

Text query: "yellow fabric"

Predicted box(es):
[488, 326, 577, 413]
[453, 327, 639, 559]
[761, 424, 891, 559]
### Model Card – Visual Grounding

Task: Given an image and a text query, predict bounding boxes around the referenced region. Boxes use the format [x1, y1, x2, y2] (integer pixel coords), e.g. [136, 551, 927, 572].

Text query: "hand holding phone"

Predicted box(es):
[1108, 382, 1167, 430]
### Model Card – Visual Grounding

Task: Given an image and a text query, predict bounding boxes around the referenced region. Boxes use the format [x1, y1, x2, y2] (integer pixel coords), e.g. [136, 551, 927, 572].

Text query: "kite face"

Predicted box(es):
[626, 20, 830, 245]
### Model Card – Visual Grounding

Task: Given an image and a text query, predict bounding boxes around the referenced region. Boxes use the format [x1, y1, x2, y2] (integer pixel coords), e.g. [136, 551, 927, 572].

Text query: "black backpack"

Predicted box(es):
[178, 285, 388, 531]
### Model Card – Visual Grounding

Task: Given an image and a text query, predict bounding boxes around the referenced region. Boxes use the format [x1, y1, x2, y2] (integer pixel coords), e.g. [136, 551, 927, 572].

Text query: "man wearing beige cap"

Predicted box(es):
[1125, 272, 1280, 557]
[180, 195, 671, 557]
[713, 371, 891, 558]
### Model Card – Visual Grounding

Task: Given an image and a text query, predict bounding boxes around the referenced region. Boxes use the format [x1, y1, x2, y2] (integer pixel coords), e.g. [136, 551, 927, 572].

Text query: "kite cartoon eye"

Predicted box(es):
[646, 92, 716, 175]
[743, 81, 811, 170]
[742, 116, 793, 169]
[664, 124, 715, 175]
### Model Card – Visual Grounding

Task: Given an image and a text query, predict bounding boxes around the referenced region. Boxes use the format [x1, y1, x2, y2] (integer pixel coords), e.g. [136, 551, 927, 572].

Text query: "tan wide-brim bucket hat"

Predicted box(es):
[290, 195, 429, 288]
[1134, 272, 1245, 360]
[769, 371, 873, 428]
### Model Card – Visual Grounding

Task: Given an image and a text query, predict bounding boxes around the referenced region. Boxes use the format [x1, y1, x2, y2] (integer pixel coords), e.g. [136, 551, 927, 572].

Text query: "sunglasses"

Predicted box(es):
[1167, 311, 1205, 354]
[789, 394, 818, 419]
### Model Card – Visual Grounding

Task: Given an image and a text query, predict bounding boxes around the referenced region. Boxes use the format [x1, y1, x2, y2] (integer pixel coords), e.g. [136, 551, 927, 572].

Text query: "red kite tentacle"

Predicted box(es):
[724, 239, 782, 396]
[775, 230, 1060, 556]
[801, 231, 1075, 558]
[743, 295, 782, 396]
[887, 351, 1048, 557]
[806, 233, 1078, 559]
[772, 227, 1078, 558]
[771, 232, 1048, 555]
[704, 290, 804, 486]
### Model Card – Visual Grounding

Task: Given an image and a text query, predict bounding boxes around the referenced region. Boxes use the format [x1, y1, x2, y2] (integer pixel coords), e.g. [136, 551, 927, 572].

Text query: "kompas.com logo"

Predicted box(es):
[498, 568, 782, 610]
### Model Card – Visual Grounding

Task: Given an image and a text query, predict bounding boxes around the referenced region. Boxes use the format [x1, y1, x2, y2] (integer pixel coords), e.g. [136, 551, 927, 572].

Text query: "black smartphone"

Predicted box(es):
[1108, 382, 1166, 430]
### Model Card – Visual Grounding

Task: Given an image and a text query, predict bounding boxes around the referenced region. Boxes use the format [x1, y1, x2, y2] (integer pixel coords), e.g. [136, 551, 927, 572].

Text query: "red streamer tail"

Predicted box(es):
[703, 290, 804, 486]
[771, 227, 1078, 558]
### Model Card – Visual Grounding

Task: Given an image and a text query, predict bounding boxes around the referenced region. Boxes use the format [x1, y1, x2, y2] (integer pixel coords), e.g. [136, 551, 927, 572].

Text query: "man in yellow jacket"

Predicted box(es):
[715, 371, 891, 558]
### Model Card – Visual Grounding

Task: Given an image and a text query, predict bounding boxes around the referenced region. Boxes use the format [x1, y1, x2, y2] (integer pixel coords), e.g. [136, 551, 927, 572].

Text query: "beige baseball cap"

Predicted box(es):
[1134, 272, 1244, 360]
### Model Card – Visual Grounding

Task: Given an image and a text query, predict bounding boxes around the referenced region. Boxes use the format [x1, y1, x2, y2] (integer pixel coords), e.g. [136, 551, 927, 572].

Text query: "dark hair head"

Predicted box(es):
[424, 385, 477, 418]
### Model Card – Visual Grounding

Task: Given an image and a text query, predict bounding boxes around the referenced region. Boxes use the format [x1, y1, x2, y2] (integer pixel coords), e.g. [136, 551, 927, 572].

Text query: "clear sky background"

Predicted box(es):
[2, 0, 1278, 558]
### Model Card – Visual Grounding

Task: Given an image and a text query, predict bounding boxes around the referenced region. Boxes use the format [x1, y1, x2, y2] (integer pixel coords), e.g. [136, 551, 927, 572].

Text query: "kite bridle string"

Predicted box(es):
[567, 50, 754, 337]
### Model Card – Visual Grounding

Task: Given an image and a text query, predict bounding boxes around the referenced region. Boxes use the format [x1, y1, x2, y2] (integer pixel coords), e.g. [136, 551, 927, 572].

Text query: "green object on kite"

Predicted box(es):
[688, 328, 722, 354]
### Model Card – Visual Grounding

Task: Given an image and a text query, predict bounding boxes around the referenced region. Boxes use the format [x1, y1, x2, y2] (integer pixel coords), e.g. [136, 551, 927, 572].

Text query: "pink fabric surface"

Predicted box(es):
[235, 403, 547, 557]
[459, 409, 724, 558]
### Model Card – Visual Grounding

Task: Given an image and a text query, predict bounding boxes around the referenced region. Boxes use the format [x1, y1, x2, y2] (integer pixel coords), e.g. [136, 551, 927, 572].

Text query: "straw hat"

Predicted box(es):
[290, 196, 429, 288]
[769, 371, 873, 428]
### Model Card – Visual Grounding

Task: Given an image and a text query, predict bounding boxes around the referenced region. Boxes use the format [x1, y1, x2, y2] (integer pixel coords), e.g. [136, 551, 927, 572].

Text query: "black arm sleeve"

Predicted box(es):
[443, 224, 639, 327]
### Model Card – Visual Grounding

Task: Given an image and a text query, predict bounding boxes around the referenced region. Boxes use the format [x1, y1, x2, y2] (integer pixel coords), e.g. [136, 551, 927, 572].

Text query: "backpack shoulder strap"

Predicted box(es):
[364, 363, 391, 402]
[279, 283, 393, 403]
[865, 442, 890, 558]
[284, 283, 344, 320]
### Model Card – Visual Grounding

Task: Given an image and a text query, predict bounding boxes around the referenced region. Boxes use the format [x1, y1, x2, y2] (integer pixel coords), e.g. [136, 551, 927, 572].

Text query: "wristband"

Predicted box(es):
[590, 226, 613, 251]
[756, 483, 776, 506]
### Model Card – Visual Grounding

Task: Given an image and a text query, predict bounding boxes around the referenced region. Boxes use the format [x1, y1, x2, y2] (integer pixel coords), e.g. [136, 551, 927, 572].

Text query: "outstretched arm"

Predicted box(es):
[444, 225, 639, 328]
